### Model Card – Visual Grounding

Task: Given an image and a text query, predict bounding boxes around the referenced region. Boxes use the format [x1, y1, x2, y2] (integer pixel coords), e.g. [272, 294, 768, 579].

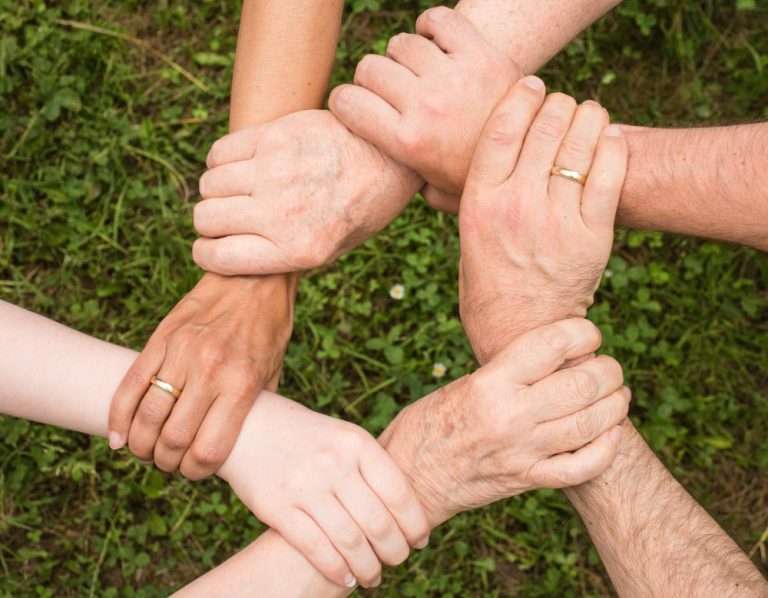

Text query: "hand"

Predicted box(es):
[329, 7, 521, 213]
[379, 318, 629, 526]
[108, 273, 296, 479]
[459, 78, 628, 364]
[192, 110, 422, 275]
[218, 393, 430, 589]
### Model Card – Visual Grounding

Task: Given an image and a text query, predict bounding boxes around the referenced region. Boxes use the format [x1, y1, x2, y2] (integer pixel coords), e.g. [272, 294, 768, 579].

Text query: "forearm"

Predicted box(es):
[229, 0, 342, 131]
[617, 123, 768, 250]
[565, 421, 766, 596]
[455, 0, 620, 72]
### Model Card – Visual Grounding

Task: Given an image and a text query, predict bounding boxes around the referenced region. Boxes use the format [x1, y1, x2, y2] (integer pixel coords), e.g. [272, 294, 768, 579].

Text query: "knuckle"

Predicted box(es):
[574, 407, 598, 443]
[160, 424, 195, 451]
[532, 112, 568, 140]
[197, 344, 227, 374]
[394, 127, 427, 154]
[417, 94, 450, 118]
[367, 512, 394, 541]
[339, 526, 365, 551]
[189, 441, 227, 468]
[427, 6, 454, 25]
[137, 396, 171, 425]
[571, 368, 599, 403]
[560, 134, 595, 158]
[387, 480, 414, 509]
[539, 323, 570, 354]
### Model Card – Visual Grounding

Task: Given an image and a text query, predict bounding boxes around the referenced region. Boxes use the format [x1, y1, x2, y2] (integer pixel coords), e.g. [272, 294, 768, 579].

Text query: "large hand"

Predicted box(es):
[192, 110, 422, 276]
[330, 7, 520, 212]
[380, 319, 629, 527]
[108, 273, 295, 478]
[218, 393, 430, 589]
[459, 79, 628, 364]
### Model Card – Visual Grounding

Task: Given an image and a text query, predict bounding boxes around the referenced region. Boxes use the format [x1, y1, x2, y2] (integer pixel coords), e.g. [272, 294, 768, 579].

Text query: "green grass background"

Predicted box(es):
[1, 0, 767, 595]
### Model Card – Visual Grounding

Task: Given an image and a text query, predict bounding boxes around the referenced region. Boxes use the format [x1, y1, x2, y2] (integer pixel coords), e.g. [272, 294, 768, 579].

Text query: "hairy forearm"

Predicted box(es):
[565, 421, 766, 596]
[617, 123, 768, 250]
[455, 0, 620, 73]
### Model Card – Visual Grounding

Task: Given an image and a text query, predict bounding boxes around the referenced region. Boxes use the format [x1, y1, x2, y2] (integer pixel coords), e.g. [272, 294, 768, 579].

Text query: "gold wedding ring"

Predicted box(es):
[150, 376, 183, 399]
[551, 165, 587, 185]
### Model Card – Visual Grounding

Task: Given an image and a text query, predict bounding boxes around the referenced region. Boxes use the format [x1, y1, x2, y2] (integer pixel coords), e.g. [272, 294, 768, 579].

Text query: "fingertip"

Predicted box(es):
[521, 75, 545, 92]
[328, 84, 352, 113]
[108, 431, 125, 450]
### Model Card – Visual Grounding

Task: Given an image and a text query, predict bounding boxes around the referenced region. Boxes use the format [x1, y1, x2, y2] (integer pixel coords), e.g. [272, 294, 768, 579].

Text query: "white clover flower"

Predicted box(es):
[603, 269, 614, 278]
[389, 284, 405, 300]
[432, 362, 447, 378]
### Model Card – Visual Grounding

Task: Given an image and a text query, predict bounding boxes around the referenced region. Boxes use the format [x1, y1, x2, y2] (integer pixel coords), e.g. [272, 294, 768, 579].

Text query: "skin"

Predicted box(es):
[455, 49, 766, 596]
[190, 0, 621, 275]
[329, 8, 768, 249]
[0, 303, 625, 594]
[107, 0, 345, 479]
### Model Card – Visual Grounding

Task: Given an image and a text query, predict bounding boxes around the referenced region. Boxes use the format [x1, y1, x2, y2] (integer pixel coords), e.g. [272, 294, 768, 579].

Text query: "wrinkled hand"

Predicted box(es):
[330, 7, 520, 213]
[459, 78, 628, 364]
[109, 273, 295, 479]
[380, 319, 629, 527]
[218, 392, 430, 589]
[192, 110, 422, 275]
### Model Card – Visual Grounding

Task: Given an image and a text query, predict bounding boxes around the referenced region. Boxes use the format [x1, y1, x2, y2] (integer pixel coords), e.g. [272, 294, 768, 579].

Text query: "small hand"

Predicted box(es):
[192, 110, 421, 276]
[218, 393, 431, 589]
[380, 319, 629, 526]
[108, 273, 296, 479]
[329, 7, 521, 212]
[459, 78, 628, 363]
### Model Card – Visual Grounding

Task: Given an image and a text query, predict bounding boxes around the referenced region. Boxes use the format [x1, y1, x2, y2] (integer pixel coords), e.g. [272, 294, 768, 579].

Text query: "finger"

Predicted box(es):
[108, 340, 166, 449]
[127, 363, 186, 462]
[386, 32, 447, 75]
[179, 394, 253, 480]
[515, 92, 577, 184]
[306, 499, 382, 588]
[273, 508, 357, 589]
[527, 355, 624, 421]
[360, 445, 430, 549]
[464, 76, 546, 188]
[354, 54, 417, 111]
[530, 424, 624, 488]
[415, 7, 487, 56]
[549, 100, 609, 209]
[534, 386, 631, 454]
[205, 126, 262, 169]
[328, 84, 399, 154]
[192, 236, 286, 277]
[193, 196, 265, 239]
[336, 481, 410, 567]
[153, 380, 215, 473]
[421, 184, 460, 214]
[580, 124, 628, 232]
[198, 160, 256, 199]
[493, 318, 603, 385]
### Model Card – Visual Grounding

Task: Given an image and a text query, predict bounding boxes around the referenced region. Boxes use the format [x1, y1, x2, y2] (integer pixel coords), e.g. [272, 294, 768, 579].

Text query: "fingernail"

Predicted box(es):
[610, 426, 623, 443]
[523, 76, 545, 91]
[604, 124, 622, 137]
[343, 573, 357, 588]
[108, 431, 124, 450]
[371, 576, 382, 588]
[414, 537, 429, 549]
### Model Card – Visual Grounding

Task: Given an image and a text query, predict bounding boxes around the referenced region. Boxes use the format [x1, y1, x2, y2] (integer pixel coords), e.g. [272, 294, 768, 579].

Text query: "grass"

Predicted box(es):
[1, 0, 767, 595]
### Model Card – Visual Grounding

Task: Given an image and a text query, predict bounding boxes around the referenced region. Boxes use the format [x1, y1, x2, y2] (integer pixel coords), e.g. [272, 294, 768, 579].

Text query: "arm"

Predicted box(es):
[617, 123, 768, 250]
[567, 422, 766, 596]
[108, 0, 343, 478]
[191, 0, 620, 275]
[456, 79, 766, 594]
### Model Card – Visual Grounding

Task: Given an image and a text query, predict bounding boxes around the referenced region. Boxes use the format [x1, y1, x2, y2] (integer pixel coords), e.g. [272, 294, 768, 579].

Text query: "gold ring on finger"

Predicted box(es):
[150, 375, 183, 400]
[551, 165, 587, 186]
